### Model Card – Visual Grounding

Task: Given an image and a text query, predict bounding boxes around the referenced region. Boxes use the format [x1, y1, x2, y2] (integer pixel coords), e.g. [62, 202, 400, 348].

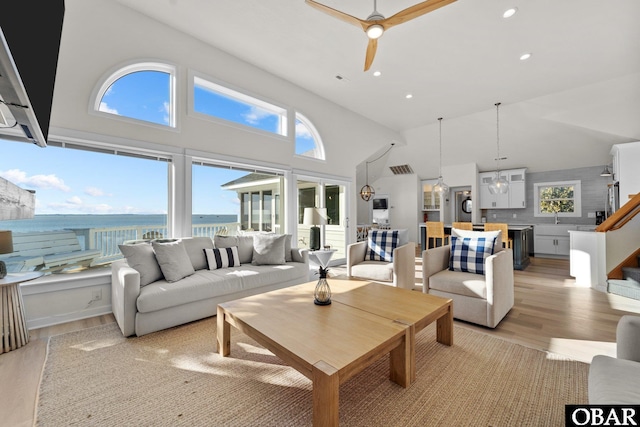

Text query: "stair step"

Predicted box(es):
[622, 267, 640, 282]
[609, 278, 640, 300]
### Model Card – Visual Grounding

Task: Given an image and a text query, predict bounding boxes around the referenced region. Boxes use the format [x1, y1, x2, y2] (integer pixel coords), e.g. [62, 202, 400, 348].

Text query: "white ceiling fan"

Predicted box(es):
[306, 0, 457, 71]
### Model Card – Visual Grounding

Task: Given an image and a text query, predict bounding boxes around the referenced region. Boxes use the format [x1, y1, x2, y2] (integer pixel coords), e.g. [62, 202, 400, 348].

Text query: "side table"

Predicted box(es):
[308, 249, 337, 270]
[0, 272, 43, 354]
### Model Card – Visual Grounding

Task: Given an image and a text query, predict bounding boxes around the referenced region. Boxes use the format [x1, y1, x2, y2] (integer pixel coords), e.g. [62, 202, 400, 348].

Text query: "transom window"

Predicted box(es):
[93, 62, 176, 128]
[295, 112, 325, 160]
[534, 180, 582, 217]
[192, 74, 287, 137]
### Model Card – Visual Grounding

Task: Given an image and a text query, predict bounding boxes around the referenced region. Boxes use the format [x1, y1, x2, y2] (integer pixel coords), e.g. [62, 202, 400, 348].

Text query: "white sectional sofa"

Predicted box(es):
[589, 315, 640, 404]
[111, 235, 309, 337]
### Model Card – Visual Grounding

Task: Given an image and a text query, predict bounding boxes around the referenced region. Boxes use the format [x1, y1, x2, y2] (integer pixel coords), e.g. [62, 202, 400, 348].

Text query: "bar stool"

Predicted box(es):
[484, 223, 513, 249]
[452, 222, 473, 230]
[426, 221, 450, 248]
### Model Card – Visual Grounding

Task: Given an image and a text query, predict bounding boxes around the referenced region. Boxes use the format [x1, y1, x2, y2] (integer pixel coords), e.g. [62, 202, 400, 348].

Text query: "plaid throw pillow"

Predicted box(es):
[367, 230, 399, 262]
[448, 236, 496, 275]
[204, 247, 241, 270]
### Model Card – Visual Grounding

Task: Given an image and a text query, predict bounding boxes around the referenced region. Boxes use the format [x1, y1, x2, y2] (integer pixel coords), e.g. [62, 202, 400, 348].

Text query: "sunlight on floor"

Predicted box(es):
[70, 337, 123, 352]
[548, 337, 616, 364]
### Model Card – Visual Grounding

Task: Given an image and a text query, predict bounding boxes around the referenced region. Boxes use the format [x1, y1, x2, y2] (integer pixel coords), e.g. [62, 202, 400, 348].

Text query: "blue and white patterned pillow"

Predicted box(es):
[448, 236, 496, 275]
[367, 230, 399, 262]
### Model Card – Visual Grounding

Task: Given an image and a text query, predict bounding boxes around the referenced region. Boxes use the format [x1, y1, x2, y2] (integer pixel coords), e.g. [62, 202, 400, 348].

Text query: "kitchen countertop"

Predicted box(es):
[419, 223, 534, 231]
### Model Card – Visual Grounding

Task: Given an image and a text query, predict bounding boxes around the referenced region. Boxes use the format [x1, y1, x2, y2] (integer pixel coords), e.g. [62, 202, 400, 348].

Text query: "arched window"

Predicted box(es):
[93, 62, 176, 128]
[295, 112, 325, 160]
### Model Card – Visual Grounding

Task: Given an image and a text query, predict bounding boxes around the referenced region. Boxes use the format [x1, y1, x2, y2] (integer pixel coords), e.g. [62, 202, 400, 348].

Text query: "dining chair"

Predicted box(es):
[425, 221, 450, 248]
[452, 222, 473, 230]
[484, 223, 513, 249]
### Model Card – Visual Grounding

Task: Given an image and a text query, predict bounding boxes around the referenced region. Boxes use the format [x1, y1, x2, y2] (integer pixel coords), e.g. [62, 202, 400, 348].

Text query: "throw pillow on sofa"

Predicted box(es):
[367, 230, 399, 262]
[204, 247, 241, 270]
[182, 237, 214, 270]
[448, 235, 496, 275]
[119, 242, 164, 286]
[152, 240, 195, 282]
[252, 234, 287, 265]
[118, 242, 164, 286]
[214, 235, 254, 264]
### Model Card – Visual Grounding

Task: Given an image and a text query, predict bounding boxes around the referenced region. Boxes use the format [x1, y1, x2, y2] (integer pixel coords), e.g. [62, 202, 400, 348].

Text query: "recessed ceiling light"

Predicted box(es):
[373, 70, 382, 77]
[503, 8, 518, 18]
[519, 52, 532, 61]
[405, 94, 413, 99]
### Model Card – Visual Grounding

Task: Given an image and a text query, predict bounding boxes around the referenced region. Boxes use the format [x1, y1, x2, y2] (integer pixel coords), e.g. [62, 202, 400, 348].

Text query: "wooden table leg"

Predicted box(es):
[216, 306, 230, 356]
[389, 328, 412, 387]
[312, 360, 339, 427]
[436, 303, 454, 346]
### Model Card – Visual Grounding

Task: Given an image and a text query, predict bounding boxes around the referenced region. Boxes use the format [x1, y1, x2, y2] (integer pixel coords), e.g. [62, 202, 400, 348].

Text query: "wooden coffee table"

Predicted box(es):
[217, 279, 452, 426]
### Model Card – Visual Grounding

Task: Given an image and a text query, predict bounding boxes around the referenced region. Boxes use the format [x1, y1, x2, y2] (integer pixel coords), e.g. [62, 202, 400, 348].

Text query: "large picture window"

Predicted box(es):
[534, 180, 582, 218]
[0, 138, 170, 275]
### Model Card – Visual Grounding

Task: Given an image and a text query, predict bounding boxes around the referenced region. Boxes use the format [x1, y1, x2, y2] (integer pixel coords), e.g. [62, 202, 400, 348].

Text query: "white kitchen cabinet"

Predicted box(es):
[508, 169, 526, 208]
[611, 141, 640, 207]
[534, 224, 576, 257]
[479, 168, 526, 209]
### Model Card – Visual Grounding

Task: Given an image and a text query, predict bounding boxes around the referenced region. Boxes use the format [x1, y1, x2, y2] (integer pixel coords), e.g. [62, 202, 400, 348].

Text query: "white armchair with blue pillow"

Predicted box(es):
[421, 228, 514, 328]
[346, 229, 416, 290]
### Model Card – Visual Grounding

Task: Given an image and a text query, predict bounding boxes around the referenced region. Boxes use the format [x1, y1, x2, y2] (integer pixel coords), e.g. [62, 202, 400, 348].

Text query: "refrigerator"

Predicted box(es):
[605, 182, 620, 219]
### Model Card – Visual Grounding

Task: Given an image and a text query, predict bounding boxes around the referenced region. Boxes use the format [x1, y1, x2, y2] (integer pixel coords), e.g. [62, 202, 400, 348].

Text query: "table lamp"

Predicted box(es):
[303, 207, 327, 251]
[0, 230, 13, 279]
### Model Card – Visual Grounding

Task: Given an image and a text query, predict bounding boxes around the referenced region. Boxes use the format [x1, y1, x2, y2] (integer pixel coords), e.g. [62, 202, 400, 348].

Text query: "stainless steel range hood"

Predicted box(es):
[0, 0, 65, 147]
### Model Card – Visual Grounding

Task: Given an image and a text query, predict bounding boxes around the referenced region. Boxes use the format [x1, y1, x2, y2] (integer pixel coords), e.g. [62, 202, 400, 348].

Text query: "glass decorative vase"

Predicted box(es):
[314, 267, 331, 305]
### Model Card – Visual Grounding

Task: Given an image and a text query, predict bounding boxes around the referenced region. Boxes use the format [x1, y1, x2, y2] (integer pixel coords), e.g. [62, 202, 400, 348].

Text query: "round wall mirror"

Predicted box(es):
[462, 198, 472, 213]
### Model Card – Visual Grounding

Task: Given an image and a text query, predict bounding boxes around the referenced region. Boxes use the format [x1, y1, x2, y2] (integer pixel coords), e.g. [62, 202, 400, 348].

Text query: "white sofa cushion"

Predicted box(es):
[118, 243, 163, 287]
[351, 260, 394, 282]
[152, 240, 195, 283]
[182, 237, 214, 270]
[252, 234, 286, 265]
[429, 269, 488, 299]
[589, 355, 640, 404]
[214, 235, 254, 264]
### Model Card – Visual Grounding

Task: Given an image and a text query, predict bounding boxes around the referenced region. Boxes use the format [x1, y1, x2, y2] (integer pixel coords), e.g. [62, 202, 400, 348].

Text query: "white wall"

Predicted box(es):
[613, 141, 640, 206]
[440, 163, 480, 224]
[370, 174, 421, 243]
[52, 0, 402, 179]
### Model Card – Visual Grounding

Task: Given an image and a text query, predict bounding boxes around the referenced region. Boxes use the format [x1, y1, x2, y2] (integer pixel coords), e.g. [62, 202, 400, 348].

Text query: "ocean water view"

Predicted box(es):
[1, 214, 239, 233]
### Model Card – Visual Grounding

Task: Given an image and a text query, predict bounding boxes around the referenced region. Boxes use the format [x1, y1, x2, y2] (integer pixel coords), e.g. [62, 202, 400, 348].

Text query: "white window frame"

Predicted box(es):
[533, 180, 582, 218]
[90, 61, 177, 130]
[188, 70, 288, 140]
[294, 112, 325, 161]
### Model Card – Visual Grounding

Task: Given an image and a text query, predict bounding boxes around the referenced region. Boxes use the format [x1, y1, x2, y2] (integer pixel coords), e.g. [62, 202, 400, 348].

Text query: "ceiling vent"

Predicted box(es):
[389, 164, 414, 175]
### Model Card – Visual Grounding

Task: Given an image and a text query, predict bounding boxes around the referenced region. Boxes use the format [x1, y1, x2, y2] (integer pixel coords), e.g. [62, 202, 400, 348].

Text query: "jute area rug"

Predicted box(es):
[36, 318, 588, 426]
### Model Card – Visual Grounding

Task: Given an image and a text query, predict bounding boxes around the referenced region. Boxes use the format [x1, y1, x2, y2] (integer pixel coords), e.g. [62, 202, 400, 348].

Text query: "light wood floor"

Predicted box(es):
[3, 257, 640, 426]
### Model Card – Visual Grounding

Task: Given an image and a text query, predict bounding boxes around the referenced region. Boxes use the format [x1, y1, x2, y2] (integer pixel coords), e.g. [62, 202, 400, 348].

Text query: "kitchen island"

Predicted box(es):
[419, 223, 534, 270]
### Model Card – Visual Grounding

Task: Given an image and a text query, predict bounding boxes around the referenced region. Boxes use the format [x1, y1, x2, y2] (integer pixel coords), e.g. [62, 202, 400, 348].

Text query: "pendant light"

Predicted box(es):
[359, 143, 394, 201]
[433, 117, 449, 195]
[489, 102, 509, 195]
[360, 161, 375, 201]
[600, 165, 612, 177]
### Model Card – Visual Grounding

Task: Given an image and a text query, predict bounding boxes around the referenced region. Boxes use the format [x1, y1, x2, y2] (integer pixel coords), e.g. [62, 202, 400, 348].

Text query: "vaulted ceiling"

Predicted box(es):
[116, 0, 640, 175]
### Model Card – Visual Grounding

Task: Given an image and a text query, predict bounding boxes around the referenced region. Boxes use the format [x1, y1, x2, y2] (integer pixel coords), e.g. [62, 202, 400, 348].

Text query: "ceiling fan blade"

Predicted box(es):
[305, 0, 368, 31]
[382, 0, 456, 29]
[364, 38, 378, 71]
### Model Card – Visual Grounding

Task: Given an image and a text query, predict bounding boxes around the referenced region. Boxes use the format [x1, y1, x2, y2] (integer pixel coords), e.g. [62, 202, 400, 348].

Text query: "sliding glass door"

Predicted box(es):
[296, 176, 348, 265]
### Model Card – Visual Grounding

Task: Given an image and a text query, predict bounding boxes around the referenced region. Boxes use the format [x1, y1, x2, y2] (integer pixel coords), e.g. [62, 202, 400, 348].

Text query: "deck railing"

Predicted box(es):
[68, 222, 240, 264]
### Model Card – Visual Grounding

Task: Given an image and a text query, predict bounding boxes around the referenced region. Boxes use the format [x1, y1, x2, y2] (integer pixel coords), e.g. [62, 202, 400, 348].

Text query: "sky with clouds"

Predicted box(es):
[0, 69, 318, 215]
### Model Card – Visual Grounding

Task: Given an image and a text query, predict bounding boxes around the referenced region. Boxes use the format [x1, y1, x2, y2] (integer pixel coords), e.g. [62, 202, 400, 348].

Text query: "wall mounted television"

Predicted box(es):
[372, 198, 388, 210]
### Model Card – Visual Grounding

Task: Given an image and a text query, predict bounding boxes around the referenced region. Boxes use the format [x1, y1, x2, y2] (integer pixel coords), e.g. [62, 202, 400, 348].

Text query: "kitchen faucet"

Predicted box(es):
[554, 211, 559, 224]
